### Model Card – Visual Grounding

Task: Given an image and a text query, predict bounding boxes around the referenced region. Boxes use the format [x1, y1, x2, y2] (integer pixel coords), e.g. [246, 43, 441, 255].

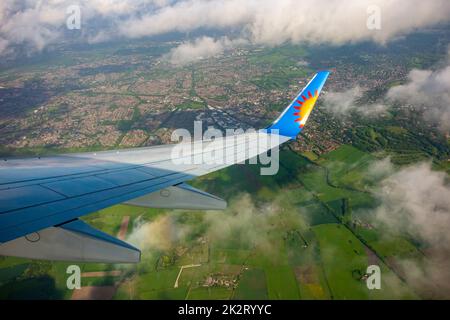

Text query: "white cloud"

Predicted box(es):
[166, 36, 246, 65]
[119, 0, 450, 46]
[387, 64, 450, 131]
[367, 157, 394, 180]
[371, 160, 450, 297]
[323, 86, 388, 117]
[0, 1, 65, 55]
[127, 214, 191, 251]
[1, 0, 450, 57]
[375, 162, 450, 245]
[0, 37, 9, 54]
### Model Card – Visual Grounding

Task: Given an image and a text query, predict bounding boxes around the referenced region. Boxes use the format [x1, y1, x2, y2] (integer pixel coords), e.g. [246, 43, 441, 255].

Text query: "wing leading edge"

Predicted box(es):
[0, 71, 330, 263]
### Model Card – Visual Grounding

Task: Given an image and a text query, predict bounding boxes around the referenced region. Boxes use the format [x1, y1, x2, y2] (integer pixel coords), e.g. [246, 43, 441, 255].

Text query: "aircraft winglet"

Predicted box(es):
[265, 71, 330, 138]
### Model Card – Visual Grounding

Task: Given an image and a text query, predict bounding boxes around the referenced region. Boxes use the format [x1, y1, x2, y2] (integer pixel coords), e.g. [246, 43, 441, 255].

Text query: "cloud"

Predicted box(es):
[367, 157, 394, 180]
[387, 63, 450, 132]
[125, 193, 282, 253]
[0, 0, 170, 56]
[204, 193, 277, 250]
[1, 0, 450, 57]
[127, 214, 191, 252]
[375, 162, 450, 248]
[371, 160, 450, 297]
[166, 36, 247, 65]
[126, 193, 301, 260]
[0, 1, 65, 55]
[323, 86, 388, 117]
[119, 0, 450, 46]
[0, 37, 10, 54]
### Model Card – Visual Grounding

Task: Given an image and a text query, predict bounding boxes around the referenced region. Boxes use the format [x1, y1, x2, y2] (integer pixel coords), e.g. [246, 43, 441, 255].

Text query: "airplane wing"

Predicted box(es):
[0, 71, 330, 263]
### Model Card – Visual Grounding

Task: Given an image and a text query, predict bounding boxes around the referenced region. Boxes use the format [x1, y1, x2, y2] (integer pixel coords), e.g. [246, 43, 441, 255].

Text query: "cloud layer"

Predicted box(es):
[1, 0, 450, 58]
[371, 160, 450, 298]
[119, 0, 450, 45]
[387, 62, 450, 131]
[125, 193, 301, 262]
[323, 86, 388, 117]
[127, 214, 191, 252]
[166, 36, 246, 65]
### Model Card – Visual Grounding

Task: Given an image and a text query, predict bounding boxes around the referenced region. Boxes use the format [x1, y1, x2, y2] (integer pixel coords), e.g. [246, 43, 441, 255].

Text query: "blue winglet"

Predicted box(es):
[265, 71, 330, 138]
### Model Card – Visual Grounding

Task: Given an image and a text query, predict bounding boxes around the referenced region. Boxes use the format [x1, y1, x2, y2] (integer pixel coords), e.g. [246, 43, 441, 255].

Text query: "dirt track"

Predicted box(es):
[117, 216, 131, 240]
[71, 286, 117, 300]
[81, 271, 122, 278]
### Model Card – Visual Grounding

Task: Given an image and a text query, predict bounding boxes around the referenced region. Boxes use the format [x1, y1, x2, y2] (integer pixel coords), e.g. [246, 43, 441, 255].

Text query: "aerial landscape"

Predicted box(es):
[1, 0, 450, 302]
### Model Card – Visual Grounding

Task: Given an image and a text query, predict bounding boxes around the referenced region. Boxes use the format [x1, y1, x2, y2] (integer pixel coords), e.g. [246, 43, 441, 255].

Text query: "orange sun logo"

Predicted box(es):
[293, 90, 319, 128]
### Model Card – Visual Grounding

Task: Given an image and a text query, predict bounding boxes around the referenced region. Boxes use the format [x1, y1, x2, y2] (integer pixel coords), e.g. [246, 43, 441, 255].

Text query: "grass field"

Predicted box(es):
[295, 264, 331, 300]
[233, 268, 268, 300]
[176, 100, 205, 110]
[265, 266, 300, 300]
[135, 268, 180, 293]
[318, 145, 376, 190]
[313, 224, 417, 300]
[313, 224, 372, 299]
[187, 287, 232, 300]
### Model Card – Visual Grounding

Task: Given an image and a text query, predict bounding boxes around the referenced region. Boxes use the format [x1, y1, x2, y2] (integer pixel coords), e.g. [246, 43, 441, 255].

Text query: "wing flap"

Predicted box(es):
[125, 183, 227, 210]
[0, 219, 140, 263]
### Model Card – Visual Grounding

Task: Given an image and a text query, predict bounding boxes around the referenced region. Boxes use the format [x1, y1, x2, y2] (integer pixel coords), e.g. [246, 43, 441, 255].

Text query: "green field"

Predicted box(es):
[233, 268, 268, 300]
[265, 266, 300, 300]
[176, 100, 205, 110]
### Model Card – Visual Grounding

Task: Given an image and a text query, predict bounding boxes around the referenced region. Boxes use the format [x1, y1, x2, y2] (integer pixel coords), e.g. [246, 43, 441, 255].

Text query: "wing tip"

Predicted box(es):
[264, 71, 331, 138]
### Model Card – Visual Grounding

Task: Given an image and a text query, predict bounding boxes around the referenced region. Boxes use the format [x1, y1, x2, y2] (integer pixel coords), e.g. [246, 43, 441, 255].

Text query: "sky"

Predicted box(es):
[1, 0, 450, 59]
